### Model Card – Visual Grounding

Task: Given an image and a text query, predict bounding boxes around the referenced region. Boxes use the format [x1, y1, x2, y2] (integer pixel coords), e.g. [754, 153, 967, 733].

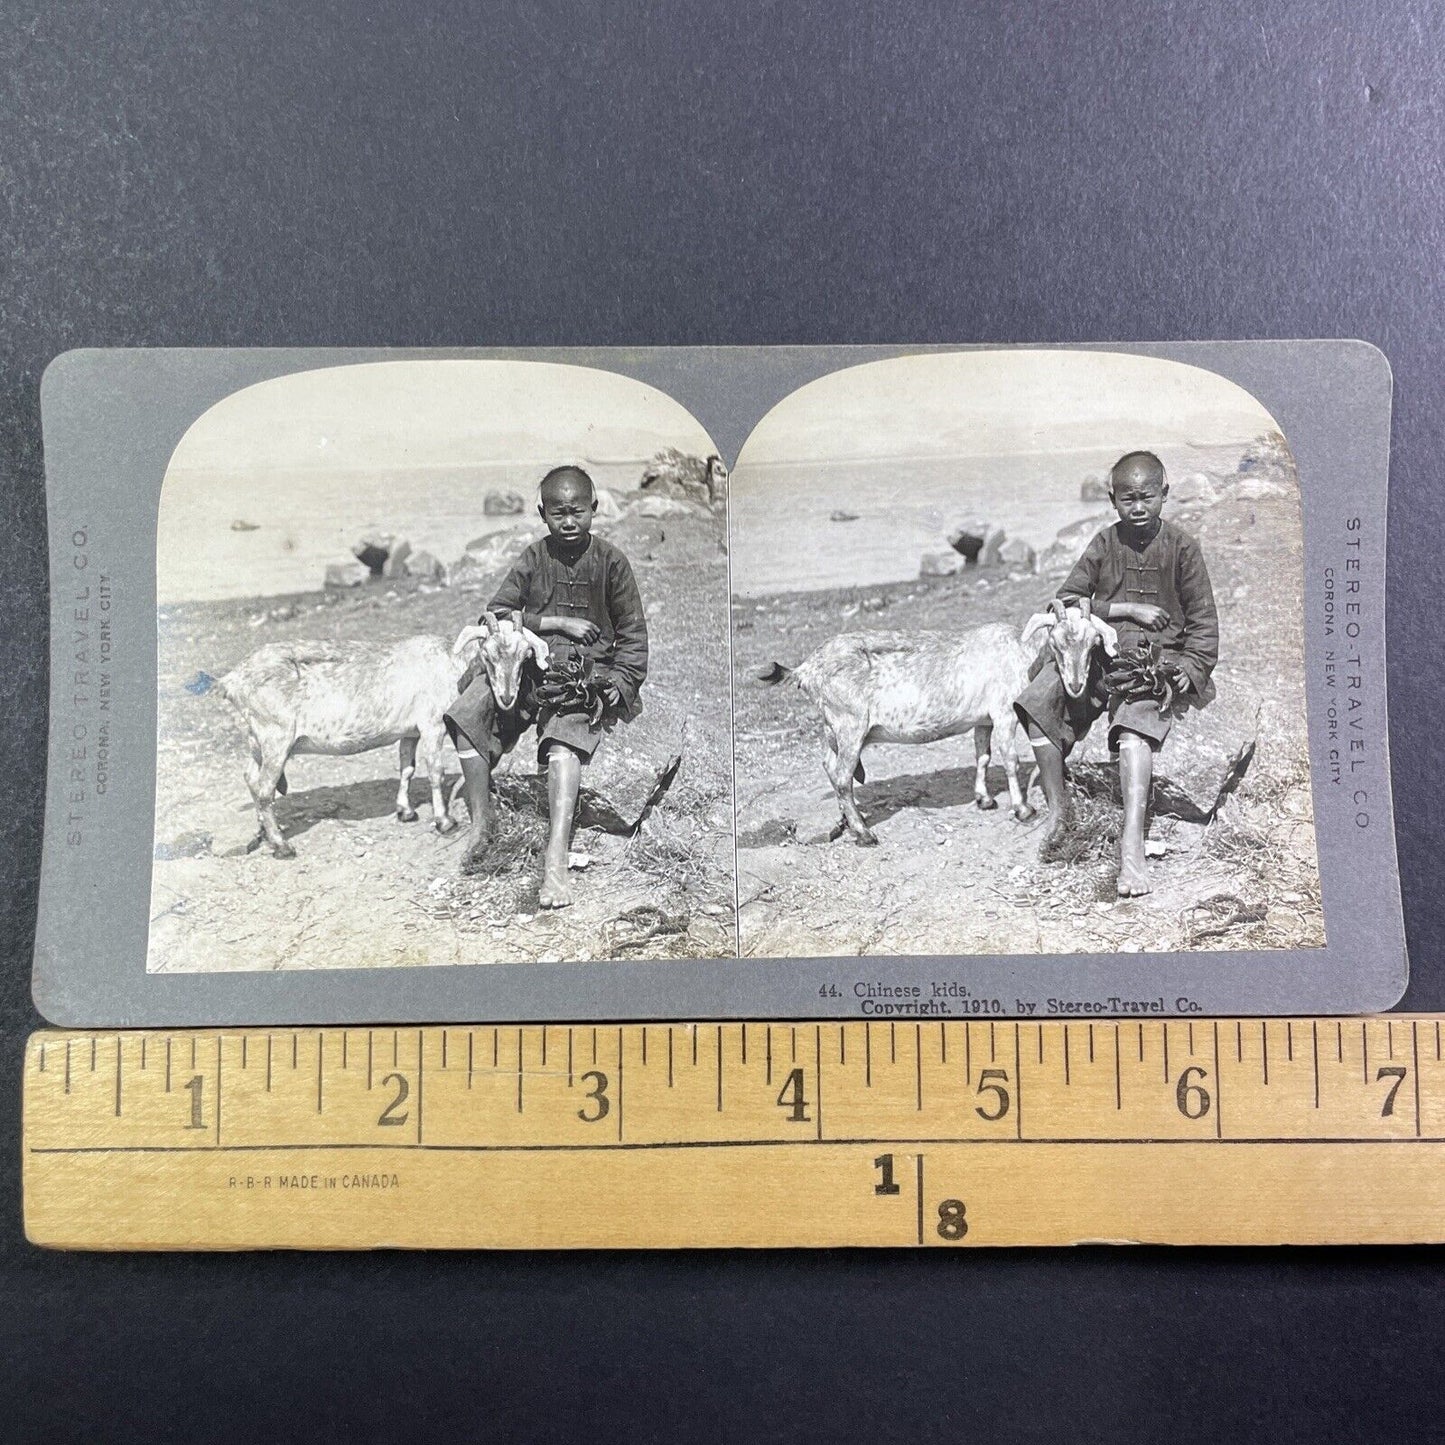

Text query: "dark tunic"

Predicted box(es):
[488, 534, 648, 709]
[1013, 517, 1219, 757]
[442, 532, 648, 765]
[1057, 518, 1219, 701]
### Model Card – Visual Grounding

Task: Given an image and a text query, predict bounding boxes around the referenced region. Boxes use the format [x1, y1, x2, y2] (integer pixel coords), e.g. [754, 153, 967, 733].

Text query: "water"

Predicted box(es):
[728, 444, 1239, 597]
[158, 460, 648, 603]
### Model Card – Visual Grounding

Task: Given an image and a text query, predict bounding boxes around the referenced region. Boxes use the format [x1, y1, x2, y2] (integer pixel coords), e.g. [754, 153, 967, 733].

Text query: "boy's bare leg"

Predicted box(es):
[1027, 728, 1070, 850]
[1116, 731, 1154, 897]
[539, 744, 582, 909]
[457, 749, 496, 869]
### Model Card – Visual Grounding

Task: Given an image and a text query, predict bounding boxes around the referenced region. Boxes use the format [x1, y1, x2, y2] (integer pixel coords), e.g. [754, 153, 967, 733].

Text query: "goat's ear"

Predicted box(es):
[1021, 612, 1056, 646]
[521, 628, 550, 672]
[1090, 615, 1119, 657]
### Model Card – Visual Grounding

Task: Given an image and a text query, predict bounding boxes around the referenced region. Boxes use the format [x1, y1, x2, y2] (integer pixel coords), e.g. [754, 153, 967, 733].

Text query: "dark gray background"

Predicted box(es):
[3, 2, 1443, 1440]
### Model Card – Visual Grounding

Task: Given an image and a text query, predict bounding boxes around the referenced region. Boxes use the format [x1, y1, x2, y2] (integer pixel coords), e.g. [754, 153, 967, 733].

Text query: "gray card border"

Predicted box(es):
[32, 341, 1404, 1026]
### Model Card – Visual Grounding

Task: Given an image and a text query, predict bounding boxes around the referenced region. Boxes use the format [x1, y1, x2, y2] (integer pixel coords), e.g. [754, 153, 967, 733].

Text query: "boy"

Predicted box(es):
[1014, 451, 1219, 896]
[444, 465, 648, 908]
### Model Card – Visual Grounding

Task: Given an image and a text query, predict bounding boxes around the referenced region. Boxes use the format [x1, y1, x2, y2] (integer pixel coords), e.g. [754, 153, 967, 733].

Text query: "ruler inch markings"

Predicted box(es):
[814, 1026, 823, 1142]
[26, 1018, 1445, 1251]
[1212, 1020, 1223, 1139]
[1413, 1021, 1422, 1139]
[915, 1154, 925, 1246]
[1014, 1023, 1022, 1141]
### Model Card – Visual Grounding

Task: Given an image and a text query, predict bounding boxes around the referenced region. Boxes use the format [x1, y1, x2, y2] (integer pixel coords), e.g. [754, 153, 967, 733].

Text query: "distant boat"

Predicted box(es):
[230, 519, 260, 532]
[830, 510, 859, 522]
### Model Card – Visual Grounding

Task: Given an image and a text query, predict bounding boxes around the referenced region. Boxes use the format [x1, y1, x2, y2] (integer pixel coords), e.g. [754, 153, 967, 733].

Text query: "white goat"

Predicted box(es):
[761, 602, 1117, 845]
[218, 616, 548, 857]
[1019, 597, 1119, 701]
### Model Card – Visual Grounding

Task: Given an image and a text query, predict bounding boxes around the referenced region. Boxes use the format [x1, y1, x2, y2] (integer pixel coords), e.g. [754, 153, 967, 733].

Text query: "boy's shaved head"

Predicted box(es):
[1110, 451, 1166, 492]
[538, 465, 597, 504]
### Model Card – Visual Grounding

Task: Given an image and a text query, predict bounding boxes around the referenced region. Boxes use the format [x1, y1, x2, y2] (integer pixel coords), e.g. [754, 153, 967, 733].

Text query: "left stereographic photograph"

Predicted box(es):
[149, 360, 737, 971]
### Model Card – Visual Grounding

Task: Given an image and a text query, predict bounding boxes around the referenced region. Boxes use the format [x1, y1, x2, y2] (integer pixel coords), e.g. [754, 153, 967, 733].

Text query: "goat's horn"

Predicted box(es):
[1077, 597, 1092, 619]
[1049, 597, 1067, 622]
[481, 611, 500, 632]
[451, 624, 489, 655]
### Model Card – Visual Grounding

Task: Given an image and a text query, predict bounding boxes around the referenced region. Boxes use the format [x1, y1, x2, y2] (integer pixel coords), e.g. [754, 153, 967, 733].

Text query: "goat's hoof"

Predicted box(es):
[396, 808, 419, 823]
[1012, 804, 1038, 822]
[272, 842, 297, 860]
[434, 816, 458, 835]
[975, 795, 999, 812]
[854, 829, 880, 847]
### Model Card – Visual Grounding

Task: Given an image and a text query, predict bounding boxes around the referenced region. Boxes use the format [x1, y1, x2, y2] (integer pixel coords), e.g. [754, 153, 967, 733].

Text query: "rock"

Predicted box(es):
[831, 510, 859, 523]
[1287, 821, 1318, 866]
[981, 528, 1008, 566]
[1171, 471, 1221, 505]
[446, 553, 498, 590]
[1056, 513, 1111, 550]
[1233, 476, 1290, 500]
[1080, 475, 1110, 502]
[404, 549, 447, 583]
[639, 447, 727, 504]
[998, 538, 1037, 572]
[483, 490, 525, 516]
[919, 550, 965, 578]
[154, 830, 212, 861]
[325, 560, 370, 589]
[352, 531, 397, 576]
[230, 519, 260, 532]
[382, 539, 413, 577]
[947, 518, 990, 562]
[1264, 907, 1297, 934]
[1037, 542, 1076, 578]
[463, 525, 541, 573]
[593, 487, 626, 524]
[633, 494, 705, 519]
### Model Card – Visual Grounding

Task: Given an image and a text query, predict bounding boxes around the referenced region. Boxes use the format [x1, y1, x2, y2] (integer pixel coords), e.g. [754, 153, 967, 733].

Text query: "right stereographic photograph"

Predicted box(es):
[729, 349, 1325, 959]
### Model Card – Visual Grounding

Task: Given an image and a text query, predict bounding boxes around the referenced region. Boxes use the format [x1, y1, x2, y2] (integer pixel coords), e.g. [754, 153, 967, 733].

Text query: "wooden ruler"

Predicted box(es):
[23, 1018, 1445, 1249]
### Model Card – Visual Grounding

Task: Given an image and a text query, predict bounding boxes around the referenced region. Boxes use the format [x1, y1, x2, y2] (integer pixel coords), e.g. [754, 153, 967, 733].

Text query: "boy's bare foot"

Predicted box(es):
[460, 819, 495, 875]
[1036, 805, 1072, 861]
[539, 848, 574, 908]
[1116, 843, 1152, 896]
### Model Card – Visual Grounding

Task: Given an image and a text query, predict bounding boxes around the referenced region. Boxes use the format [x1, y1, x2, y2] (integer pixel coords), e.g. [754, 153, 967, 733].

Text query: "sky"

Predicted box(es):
[165, 358, 719, 477]
[157, 359, 720, 602]
[733, 350, 1282, 469]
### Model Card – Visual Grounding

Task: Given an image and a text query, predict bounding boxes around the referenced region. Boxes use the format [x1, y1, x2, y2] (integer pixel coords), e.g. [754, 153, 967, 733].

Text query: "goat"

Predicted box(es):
[760, 603, 1118, 846]
[1018, 597, 1119, 698]
[217, 616, 548, 857]
[760, 622, 1035, 845]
